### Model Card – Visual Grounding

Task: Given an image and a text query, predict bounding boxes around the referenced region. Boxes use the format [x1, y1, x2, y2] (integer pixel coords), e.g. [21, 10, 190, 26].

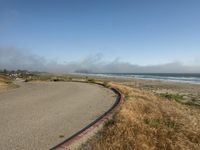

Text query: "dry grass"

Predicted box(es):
[82, 83, 200, 150]
[0, 74, 11, 82]
[0, 75, 10, 89]
[0, 75, 16, 91]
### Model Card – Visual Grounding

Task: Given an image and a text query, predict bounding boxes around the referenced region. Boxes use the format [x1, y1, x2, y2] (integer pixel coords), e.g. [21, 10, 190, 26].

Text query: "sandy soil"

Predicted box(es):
[121, 79, 200, 106]
[0, 81, 116, 150]
[78, 75, 200, 106]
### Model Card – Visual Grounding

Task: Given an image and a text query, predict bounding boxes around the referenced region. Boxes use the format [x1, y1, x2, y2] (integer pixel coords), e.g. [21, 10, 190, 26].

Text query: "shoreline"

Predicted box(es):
[72, 73, 200, 85]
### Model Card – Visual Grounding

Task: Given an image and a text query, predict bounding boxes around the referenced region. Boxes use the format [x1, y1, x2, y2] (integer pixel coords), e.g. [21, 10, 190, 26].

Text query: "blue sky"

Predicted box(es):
[0, 0, 200, 71]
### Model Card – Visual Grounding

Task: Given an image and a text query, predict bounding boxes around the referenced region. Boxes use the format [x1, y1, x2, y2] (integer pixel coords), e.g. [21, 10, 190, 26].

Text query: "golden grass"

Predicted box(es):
[0, 75, 10, 86]
[0, 75, 16, 90]
[0, 74, 11, 82]
[82, 83, 200, 150]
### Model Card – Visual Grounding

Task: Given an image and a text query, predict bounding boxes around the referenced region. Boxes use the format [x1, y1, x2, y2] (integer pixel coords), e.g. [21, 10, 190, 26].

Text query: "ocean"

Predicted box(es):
[82, 73, 200, 84]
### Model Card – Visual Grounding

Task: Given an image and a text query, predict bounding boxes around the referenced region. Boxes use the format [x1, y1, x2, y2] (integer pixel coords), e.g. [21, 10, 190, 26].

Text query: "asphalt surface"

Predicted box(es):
[0, 81, 116, 150]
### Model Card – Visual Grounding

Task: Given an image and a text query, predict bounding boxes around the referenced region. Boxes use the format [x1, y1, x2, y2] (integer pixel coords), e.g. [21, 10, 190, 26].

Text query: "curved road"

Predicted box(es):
[0, 81, 116, 150]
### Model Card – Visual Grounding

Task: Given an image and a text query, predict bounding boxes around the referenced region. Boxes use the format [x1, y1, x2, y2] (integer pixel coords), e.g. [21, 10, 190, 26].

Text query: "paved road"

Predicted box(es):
[0, 81, 116, 150]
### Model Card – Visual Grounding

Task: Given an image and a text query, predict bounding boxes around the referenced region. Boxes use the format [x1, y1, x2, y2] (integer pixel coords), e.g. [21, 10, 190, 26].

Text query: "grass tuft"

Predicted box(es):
[87, 78, 96, 83]
[160, 93, 183, 101]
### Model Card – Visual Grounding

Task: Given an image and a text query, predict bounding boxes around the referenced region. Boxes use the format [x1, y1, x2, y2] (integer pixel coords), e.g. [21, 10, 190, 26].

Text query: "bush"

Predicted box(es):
[68, 77, 72, 81]
[160, 93, 183, 102]
[87, 78, 95, 83]
[103, 81, 110, 88]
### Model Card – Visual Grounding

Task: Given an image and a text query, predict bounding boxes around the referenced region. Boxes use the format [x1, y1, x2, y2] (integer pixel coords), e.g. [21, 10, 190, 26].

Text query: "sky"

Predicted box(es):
[0, 0, 200, 73]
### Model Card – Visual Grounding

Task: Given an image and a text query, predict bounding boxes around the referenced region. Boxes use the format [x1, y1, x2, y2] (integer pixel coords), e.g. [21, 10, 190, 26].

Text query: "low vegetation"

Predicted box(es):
[159, 93, 200, 107]
[82, 83, 200, 150]
[0, 74, 12, 83]
[0, 74, 17, 90]
[122, 80, 200, 107]
[86, 78, 96, 83]
[102, 81, 110, 88]
[23, 74, 73, 82]
[159, 93, 184, 101]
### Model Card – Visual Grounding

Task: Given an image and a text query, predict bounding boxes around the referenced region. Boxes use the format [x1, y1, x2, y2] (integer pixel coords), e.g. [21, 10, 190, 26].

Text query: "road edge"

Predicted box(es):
[50, 82, 124, 150]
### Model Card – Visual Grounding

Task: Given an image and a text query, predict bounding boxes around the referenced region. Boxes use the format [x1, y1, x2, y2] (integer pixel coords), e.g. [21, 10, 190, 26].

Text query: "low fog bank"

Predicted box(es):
[1, 47, 200, 73]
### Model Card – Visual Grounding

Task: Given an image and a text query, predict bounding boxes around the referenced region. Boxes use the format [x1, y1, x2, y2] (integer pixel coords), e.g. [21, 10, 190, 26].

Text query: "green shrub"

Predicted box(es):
[160, 93, 183, 101]
[87, 78, 95, 83]
[68, 77, 72, 81]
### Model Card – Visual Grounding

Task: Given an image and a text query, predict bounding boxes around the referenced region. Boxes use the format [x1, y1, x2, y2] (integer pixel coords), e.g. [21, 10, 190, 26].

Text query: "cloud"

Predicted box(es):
[0, 47, 200, 73]
[0, 47, 46, 70]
